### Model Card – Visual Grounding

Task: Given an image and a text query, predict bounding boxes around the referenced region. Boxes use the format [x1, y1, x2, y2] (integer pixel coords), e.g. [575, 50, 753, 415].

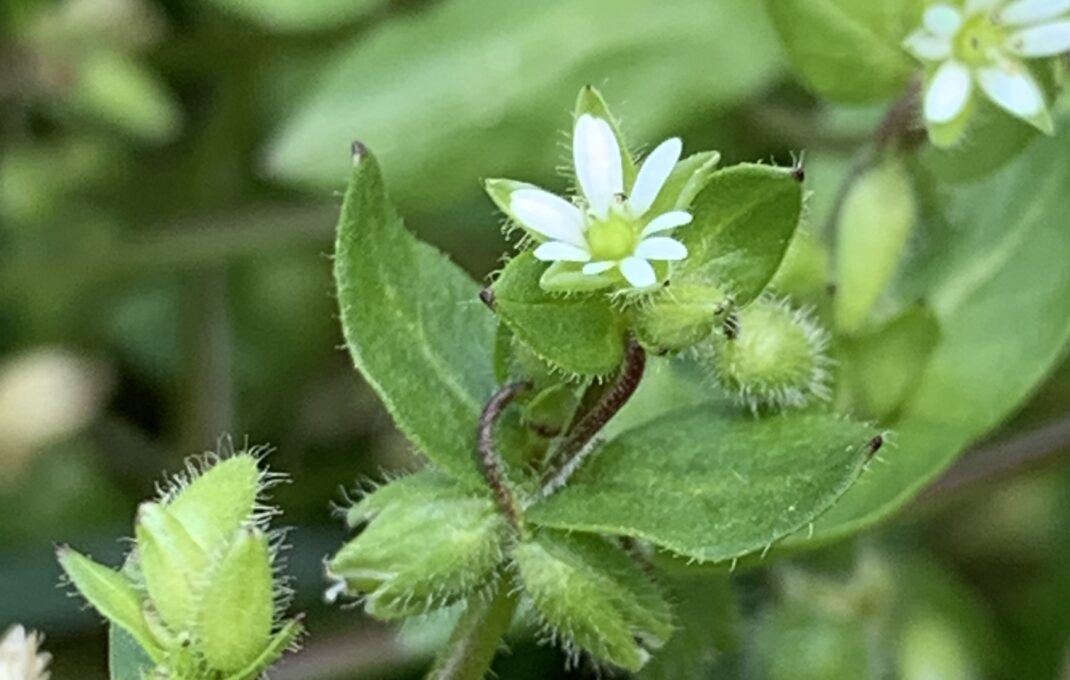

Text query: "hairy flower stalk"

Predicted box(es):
[487, 104, 693, 291]
[477, 381, 530, 532]
[904, 0, 1070, 143]
[0, 626, 50, 680]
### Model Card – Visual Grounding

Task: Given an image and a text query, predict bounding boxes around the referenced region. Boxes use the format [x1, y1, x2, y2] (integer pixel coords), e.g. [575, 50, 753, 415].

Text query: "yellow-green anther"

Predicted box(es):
[195, 528, 274, 673]
[135, 502, 210, 633]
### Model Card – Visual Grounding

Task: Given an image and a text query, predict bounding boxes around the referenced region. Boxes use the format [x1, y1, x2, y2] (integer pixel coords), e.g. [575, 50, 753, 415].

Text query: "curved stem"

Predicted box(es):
[539, 339, 646, 496]
[425, 573, 520, 680]
[477, 382, 530, 532]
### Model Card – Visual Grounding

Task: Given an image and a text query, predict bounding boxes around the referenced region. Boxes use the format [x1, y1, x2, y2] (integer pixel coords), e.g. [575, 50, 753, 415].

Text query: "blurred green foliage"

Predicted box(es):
[1, 0, 1069, 678]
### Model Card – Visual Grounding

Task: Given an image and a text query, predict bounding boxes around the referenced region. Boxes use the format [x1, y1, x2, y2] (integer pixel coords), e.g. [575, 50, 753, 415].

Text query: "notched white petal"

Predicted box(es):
[533, 241, 592, 263]
[978, 61, 1045, 118]
[1007, 21, 1070, 57]
[925, 60, 972, 124]
[619, 257, 657, 288]
[510, 188, 586, 247]
[582, 261, 616, 275]
[999, 0, 1070, 26]
[573, 114, 624, 220]
[903, 30, 953, 61]
[924, 4, 964, 36]
[635, 237, 688, 261]
[629, 137, 683, 217]
[641, 210, 693, 237]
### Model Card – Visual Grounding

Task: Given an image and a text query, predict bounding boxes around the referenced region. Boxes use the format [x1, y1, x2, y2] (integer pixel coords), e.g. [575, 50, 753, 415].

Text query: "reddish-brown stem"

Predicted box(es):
[539, 339, 646, 495]
[477, 382, 529, 531]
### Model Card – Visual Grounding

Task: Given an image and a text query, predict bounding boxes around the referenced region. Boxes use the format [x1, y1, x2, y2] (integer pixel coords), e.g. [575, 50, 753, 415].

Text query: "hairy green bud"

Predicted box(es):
[328, 473, 508, 619]
[631, 281, 726, 352]
[705, 296, 831, 413]
[513, 531, 673, 671]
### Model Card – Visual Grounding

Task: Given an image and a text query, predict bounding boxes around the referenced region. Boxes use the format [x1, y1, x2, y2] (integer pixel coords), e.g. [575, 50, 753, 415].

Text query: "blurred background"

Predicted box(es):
[1, 0, 1068, 678]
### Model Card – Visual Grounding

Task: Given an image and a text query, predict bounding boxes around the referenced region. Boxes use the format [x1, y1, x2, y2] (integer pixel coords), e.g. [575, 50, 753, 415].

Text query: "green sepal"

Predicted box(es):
[195, 528, 275, 673]
[677, 163, 803, 306]
[575, 85, 638, 187]
[523, 383, 578, 437]
[329, 475, 507, 619]
[166, 453, 260, 557]
[135, 502, 211, 633]
[513, 530, 673, 671]
[631, 280, 726, 352]
[57, 546, 163, 662]
[539, 260, 617, 293]
[218, 618, 304, 680]
[491, 252, 627, 377]
[483, 178, 552, 246]
[646, 150, 721, 217]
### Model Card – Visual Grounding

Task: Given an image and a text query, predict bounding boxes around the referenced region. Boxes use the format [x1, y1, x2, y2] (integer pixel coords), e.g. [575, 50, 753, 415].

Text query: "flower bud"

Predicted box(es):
[513, 531, 673, 671]
[135, 502, 210, 633]
[705, 296, 831, 412]
[631, 281, 726, 352]
[328, 474, 507, 620]
[165, 452, 263, 556]
[195, 527, 275, 673]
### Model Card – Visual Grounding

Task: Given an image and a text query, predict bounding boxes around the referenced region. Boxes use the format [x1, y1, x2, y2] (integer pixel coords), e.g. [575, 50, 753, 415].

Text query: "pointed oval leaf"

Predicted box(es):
[491, 252, 627, 377]
[676, 164, 803, 306]
[335, 148, 499, 484]
[528, 407, 877, 562]
[765, 0, 922, 103]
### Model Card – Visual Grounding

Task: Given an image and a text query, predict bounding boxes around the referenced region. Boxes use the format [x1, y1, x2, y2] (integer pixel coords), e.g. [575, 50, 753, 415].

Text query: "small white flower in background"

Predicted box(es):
[904, 0, 1070, 142]
[487, 114, 692, 291]
[0, 626, 51, 680]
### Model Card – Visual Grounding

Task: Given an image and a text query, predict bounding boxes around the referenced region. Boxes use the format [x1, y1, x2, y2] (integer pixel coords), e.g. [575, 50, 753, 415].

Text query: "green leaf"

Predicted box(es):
[491, 252, 627, 377]
[334, 148, 498, 484]
[267, 0, 784, 212]
[72, 51, 181, 143]
[57, 546, 162, 661]
[676, 164, 803, 306]
[834, 155, 917, 335]
[528, 407, 876, 562]
[514, 530, 673, 671]
[840, 303, 940, 422]
[765, 0, 922, 103]
[202, 0, 384, 31]
[108, 626, 155, 680]
[795, 115, 1070, 546]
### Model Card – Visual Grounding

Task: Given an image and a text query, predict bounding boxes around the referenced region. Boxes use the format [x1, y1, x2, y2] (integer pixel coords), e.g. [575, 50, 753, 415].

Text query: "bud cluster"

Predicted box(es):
[57, 449, 302, 680]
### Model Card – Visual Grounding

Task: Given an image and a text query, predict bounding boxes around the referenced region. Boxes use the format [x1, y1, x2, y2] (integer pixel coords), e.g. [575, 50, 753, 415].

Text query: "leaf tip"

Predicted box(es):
[865, 433, 884, 461]
[479, 287, 496, 310]
[350, 140, 368, 164]
[790, 153, 806, 183]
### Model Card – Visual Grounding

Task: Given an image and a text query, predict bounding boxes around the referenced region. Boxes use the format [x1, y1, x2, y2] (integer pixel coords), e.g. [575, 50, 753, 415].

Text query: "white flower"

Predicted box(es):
[904, 0, 1070, 135]
[0, 626, 51, 680]
[488, 114, 692, 290]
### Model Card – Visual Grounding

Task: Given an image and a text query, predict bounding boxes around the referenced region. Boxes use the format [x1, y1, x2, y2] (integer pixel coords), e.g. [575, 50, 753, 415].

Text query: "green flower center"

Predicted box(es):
[585, 214, 638, 261]
[955, 13, 1006, 67]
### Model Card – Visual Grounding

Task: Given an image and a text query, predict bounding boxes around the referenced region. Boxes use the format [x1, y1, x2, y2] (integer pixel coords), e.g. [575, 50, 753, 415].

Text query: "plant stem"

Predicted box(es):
[425, 573, 520, 680]
[477, 382, 530, 532]
[539, 339, 646, 495]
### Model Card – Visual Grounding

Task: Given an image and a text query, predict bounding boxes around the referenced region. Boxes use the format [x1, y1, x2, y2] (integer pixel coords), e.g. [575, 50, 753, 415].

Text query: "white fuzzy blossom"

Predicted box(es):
[489, 114, 692, 290]
[904, 0, 1070, 134]
[0, 626, 50, 680]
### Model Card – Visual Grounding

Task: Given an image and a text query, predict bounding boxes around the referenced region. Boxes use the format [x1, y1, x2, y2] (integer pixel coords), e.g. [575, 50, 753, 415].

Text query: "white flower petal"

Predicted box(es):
[978, 62, 1045, 118]
[582, 261, 616, 275]
[619, 257, 658, 288]
[1007, 21, 1070, 57]
[573, 114, 624, 219]
[628, 137, 682, 217]
[1000, 0, 1070, 26]
[635, 237, 688, 261]
[641, 210, 693, 237]
[903, 30, 953, 61]
[925, 60, 973, 124]
[510, 188, 586, 247]
[924, 4, 963, 36]
[533, 241, 591, 263]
